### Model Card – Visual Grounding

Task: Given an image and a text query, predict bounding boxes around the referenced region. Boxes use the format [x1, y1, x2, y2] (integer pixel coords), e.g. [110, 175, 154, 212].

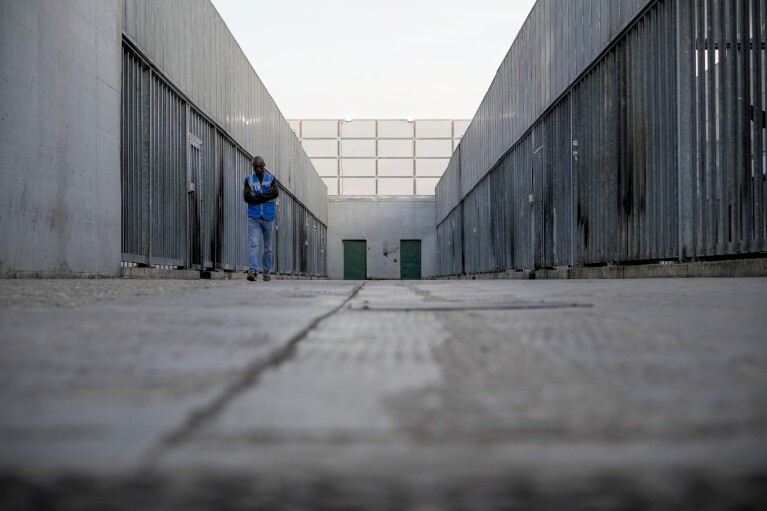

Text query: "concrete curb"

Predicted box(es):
[0, 269, 329, 280]
[120, 267, 328, 280]
[436, 258, 767, 280]
[0, 271, 117, 279]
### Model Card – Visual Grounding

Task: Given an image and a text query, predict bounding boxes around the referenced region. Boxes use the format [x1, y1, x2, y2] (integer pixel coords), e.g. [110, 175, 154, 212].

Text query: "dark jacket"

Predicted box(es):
[243, 175, 280, 205]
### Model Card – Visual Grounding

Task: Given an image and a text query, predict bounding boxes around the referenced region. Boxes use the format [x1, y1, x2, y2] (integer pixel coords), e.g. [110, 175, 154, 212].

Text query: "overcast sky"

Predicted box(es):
[210, 0, 537, 120]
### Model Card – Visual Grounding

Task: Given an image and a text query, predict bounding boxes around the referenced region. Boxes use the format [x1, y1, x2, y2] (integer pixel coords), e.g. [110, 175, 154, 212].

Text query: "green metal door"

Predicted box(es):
[400, 240, 421, 280]
[343, 240, 367, 280]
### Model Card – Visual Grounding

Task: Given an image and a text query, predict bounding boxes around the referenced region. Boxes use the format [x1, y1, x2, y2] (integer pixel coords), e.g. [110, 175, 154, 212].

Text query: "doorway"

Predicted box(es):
[343, 240, 366, 280]
[187, 135, 203, 268]
[400, 240, 421, 280]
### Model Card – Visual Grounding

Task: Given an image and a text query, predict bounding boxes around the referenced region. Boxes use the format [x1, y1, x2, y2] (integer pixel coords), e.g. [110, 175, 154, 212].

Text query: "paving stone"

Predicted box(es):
[0, 278, 766, 508]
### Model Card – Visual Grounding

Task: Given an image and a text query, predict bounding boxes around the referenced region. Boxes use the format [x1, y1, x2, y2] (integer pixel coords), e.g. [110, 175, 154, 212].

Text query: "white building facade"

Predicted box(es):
[289, 119, 469, 197]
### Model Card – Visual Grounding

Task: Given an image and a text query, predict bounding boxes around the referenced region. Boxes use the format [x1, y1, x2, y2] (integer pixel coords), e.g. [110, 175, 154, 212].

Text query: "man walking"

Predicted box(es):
[243, 156, 279, 281]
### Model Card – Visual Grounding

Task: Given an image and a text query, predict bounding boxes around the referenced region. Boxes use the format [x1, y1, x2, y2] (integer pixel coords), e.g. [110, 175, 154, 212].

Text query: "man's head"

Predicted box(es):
[252, 156, 265, 175]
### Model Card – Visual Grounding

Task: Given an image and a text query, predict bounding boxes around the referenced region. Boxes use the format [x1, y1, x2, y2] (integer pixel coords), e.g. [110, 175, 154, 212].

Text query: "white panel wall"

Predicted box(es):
[327, 198, 437, 280]
[0, 0, 123, 275]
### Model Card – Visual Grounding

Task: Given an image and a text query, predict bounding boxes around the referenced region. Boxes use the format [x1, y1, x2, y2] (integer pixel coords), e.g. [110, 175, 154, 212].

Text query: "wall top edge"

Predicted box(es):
[329, 196, 437, 203]
[288, 119, 471, 122]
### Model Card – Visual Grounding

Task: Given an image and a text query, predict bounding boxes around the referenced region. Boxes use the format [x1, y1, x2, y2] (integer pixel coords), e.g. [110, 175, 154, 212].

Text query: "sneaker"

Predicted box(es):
[263, 272, 271, 282]
[247, 270, 256, 282]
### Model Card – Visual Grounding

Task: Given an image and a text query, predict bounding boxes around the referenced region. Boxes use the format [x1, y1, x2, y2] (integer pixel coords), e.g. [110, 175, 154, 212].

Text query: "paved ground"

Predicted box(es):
[0, 277, 766, 509]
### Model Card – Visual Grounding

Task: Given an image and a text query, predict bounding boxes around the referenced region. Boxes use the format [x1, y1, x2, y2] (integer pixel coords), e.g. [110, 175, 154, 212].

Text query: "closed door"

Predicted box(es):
[343, 240, 366, 280]
[400, 240, 421, 280]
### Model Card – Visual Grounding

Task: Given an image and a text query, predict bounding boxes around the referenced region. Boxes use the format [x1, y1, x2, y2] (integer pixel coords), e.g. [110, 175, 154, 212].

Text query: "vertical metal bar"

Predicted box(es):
[625, 29, 632, 261]
[121, 51, 126, 258]
[618, 38, 628, 262]
[570, 90, 576, 267]
[618, 24, 625, 261]
[666, 0, 679, 258]
[631, 24, 640, 261]
[145, 69, 152, 265]
[655, 3, 664, 259]
[679, 0, 697, 260]
[155, 81, 160, 262]
[590, 67, 598, 264]
[179, 94, 184, 263]
[704, 0, 717, 255]
[641, 14, 650, 261]
[167, 86, 172, 262]
[132, 56, 138, 260]
[125, 52, 131, 258]
[761, 0, 767, 248]
[714, 0, 726, 253]
[153, 77, 159, 263]
[458, 147, 465, 275]
[185, 103, 190, 267]
[159, 80, 164, 259]
[138, 57, 143, 261]
[739, 0, 754, 250]
[160, 82, 165, 261]
[695, 0, 707, 255]
[528, 129, 540, 270]
[123, 51, 128, 259]
[734, 0, 746, 251]
[657, 2, 666, 258]
[647, 9, 658, 261]
[724, 0, 739, 250]
[165, 83, 169, 260]
[598, 60, 606, 263]
[751, 0, 765, 245]
[131, 55, 136, 259]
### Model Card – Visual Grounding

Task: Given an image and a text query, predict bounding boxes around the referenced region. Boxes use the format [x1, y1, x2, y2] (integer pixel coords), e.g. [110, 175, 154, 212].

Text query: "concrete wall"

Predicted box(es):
[327, 197, 437, 280]
[0, 0, 123, 275]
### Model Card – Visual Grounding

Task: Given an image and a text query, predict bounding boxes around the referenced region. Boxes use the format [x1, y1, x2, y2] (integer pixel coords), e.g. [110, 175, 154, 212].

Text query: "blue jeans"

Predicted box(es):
[248, 216, 274, 273]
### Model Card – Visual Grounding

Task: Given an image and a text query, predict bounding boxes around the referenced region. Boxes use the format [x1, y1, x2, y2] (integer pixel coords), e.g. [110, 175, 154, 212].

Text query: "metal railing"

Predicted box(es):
[121, 44, 327, 275]
[436, 0, 766, 275]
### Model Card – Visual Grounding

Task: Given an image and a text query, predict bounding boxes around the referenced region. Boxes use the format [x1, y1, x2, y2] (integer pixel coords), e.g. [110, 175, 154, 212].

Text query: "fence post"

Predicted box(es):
[676, 0, 696, 260]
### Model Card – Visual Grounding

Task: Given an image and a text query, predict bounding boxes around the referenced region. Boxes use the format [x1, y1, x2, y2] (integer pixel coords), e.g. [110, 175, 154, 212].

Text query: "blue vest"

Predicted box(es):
[247, 171, 276, 220]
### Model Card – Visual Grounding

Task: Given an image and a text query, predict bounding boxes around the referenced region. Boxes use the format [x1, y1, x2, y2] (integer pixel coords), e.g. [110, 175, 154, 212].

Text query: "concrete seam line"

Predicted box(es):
[137, 282, 366, 471]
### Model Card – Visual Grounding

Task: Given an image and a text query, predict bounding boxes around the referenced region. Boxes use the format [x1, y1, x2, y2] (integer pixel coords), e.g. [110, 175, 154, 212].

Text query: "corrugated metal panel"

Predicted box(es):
[437, 0, 765, 277]
[435, 148, 461, 223]
[443, 0, 653, 215]
[436, 207, 463, 276]
[121, 44, 327, 276]
[122, 0, 326, 223]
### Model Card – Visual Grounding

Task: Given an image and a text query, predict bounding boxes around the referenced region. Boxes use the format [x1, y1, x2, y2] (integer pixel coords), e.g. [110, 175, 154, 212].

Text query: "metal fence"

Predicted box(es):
[122, 0, 327, 221]
[121, 44, 327, 275]
[436, 0, 766, 275]
[680, 0, 766, 257]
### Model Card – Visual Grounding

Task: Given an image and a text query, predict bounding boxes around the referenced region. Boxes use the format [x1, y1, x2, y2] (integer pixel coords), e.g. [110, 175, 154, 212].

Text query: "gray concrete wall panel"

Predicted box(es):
[327, 198, 437, 280]
[122, 0, 326, 221]
[0, 0, 123, 275]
